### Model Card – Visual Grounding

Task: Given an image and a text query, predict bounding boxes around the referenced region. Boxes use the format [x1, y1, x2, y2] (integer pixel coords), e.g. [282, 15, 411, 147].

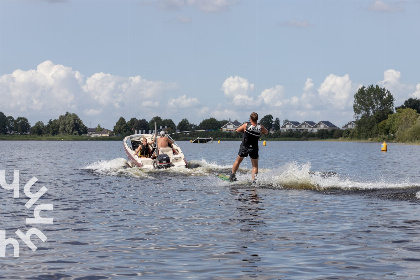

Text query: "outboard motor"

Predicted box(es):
[155, 153, 171, 169]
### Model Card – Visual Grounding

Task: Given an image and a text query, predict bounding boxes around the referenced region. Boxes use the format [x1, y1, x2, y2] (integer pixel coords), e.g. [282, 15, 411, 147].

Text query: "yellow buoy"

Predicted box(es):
[381, 141, 387, 152]
[190, 140, 192, 143]
[263, 140, 266, 146]
[218, 140, 220, 144]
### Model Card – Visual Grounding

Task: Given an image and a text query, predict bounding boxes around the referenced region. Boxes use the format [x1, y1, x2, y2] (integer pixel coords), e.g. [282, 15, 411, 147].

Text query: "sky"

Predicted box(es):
[1, 0, 419, 129]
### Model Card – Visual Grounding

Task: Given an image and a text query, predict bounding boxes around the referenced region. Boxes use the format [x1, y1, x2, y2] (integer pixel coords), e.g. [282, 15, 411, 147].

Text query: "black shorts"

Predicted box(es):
[238, 143, 259, 159]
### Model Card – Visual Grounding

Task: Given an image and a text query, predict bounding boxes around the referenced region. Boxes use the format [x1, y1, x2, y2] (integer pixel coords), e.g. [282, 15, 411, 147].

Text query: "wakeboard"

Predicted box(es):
[217, 174, 231, 181]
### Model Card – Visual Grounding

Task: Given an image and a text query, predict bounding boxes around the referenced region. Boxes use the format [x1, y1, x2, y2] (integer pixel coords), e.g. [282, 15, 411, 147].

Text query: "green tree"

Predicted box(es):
[394, 108, 419, 140]
[198, 117, 220, 130]
[354, 85, 395, 118]
[6, 116, 14, 134]
[57, 112, 87, 135]
[31, 121, 45, 135]
[219, 119, 229, 128]
[14, 117, 31, 134]
[162, 119, 176, 132]
[260, 114, 274, 131]
[396, 97, 420, 114]
[0, 112, 7, 134]
[398, 116, 420, 142]
[177, 118, 192, 131]
[95, 124, 104, 132]
[332, 129, 343, 139]
[45, 119, 59, 135]
[149, 116, 163, 130]
[353, 85, 395, 138]
[126, 118, 139, 133]
[138, 119, 149, 132]
[378, 108, 418, 138]
[114, 117, 129, 135]
[273, 118, 281, 131]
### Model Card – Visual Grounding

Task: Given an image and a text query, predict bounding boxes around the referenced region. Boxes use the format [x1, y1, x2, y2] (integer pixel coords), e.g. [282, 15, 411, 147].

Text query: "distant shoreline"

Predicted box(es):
[0, 135, 124, 141]
[1, 134, 419, 145]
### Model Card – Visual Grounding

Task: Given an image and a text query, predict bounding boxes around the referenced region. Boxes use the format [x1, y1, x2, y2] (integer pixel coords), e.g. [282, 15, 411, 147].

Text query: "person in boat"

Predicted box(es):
[157, 131, 173, 149]
[229, 112, 268, 182]
[135, 137, 152, 158]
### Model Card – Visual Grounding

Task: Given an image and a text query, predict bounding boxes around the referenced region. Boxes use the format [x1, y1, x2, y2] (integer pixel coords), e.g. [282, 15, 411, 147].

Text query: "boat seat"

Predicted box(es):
[159, 147, 173, 157]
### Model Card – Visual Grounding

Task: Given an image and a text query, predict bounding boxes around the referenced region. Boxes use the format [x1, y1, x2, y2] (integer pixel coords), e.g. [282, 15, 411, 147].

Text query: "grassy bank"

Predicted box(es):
[1, 134, 419, 144]
[0, 134, 124, 141]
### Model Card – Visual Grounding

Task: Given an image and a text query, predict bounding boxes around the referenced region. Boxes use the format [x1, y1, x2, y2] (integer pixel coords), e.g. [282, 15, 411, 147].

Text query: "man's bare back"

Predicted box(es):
[158, 137, 172, 148]
[157, 131, 173, 149]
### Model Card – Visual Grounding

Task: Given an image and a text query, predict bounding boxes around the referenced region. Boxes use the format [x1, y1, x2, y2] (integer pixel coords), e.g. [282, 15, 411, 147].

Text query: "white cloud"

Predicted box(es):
[0, 60, 83, 114]
[273, 74, 356, 125]
[177, 16, 192, 23]
[217, 74, 358, 126]
[196, 107, 210, 118]
[318, 74, 354, 110]
[84, 109, 102, 116]
[3, 61, 417, 131]
[83, 73, 167, 108]
[259, 85, 284, 106]
[167, 94, 200, 108]
[303, 78, 314, 92]
[157, 0, 239, 13]
[165, 16, 192, 24]
[368, 0, 402, 12]
[221, 76, 255, 106]
[198, 0, 239, 13]
[378, 69, 410, 104]
[381, 69, 401, 85]
[0, 61, 174, 128]
[281, 20, 314, 28]
[210, 108, 238, 121]
[141, 101, 160, 108]
[412, 84, 420, 99]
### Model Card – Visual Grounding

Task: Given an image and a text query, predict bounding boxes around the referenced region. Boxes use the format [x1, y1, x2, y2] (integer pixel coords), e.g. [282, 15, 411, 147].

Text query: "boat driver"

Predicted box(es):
[135, 137, 152, 158]
[157, 131, 173, 149]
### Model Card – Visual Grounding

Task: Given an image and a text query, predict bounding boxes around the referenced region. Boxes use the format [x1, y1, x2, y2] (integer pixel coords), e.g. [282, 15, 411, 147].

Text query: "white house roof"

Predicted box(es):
[221, 120, 242, 129]
[300, 121, 316, 127]
[281, 121, 300, 128]
[316, 121, 338, 128]
[342, 121, 356, 129]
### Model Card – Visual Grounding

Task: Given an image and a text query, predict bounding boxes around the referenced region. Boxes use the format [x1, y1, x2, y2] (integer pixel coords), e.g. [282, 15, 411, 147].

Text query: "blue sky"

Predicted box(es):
[1, 0, 419, 129]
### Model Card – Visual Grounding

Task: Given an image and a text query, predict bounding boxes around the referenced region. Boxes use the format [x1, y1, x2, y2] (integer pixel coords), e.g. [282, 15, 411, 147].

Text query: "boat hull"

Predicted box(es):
[123, 134, 187, 169]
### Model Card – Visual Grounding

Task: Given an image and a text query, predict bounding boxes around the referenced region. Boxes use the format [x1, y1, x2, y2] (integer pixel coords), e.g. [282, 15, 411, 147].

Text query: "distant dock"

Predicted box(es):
[192, 137, 213, 143]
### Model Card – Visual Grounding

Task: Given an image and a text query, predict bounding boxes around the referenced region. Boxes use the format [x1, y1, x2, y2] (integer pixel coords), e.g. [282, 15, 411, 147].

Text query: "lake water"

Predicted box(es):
[1, 140, 420, 279]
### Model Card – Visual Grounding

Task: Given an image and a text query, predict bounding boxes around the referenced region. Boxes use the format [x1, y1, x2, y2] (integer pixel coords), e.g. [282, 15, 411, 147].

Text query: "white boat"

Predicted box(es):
[123, 133, 187, 169]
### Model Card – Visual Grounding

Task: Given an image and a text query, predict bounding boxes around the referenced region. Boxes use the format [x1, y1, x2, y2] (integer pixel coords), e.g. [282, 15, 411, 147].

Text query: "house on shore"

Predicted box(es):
[280, 121, 301, 132]
[312, 121, 339, 132]
[342, 121, 356, 129]
[221, 120, 242, 131]
[87, 128, 112, 137]
[280, 121, 339, 132]
[298, 121, 317, 132]
[221, 119, 350, 133]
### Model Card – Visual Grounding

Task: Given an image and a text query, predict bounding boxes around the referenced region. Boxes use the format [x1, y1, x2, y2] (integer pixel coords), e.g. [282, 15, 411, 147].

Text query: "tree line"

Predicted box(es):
[350, 85, 420, 141]
[113, 116, 231, 136]
[1, 85, 420, 141]
[0, 112, 87, 136]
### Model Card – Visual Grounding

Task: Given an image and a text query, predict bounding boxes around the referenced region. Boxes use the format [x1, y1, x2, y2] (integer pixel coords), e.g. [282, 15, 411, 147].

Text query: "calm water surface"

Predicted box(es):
[1, 140, 420, 279]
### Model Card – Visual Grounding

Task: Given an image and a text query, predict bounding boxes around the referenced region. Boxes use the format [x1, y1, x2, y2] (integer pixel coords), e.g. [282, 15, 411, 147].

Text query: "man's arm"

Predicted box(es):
[236, 123, 247, 133]
[261, 125, 269, 135]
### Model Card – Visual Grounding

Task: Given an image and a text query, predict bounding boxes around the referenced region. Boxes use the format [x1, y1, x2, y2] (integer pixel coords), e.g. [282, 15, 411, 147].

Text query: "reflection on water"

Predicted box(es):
[1, 141, 420, 279]
[231, 188, 265, 277]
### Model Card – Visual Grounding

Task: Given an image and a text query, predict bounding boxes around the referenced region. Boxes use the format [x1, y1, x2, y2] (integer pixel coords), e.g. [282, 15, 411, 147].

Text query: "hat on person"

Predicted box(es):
[160, 131, 165, 136]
